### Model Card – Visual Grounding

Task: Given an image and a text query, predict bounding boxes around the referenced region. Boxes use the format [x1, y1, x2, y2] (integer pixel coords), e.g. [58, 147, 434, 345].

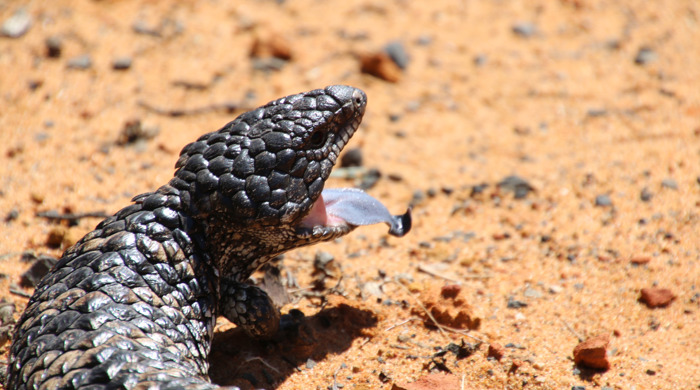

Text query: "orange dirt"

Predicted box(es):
[1, 1, 699, 389]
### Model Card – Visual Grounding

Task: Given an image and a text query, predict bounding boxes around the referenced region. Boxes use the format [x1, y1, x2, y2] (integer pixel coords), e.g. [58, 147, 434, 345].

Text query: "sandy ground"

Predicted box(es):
[1, 0, 699, 389]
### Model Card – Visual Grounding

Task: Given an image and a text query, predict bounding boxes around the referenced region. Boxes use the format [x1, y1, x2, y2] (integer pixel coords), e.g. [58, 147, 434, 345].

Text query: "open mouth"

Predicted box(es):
[299, 188, 411, 237]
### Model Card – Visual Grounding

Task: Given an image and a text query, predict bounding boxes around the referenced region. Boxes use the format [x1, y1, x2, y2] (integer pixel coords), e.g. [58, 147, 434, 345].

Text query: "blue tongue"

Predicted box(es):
[321, 188, 411, 237]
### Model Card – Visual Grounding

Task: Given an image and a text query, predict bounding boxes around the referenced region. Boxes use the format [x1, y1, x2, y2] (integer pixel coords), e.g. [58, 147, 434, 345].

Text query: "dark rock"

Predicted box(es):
[27, 79, 42, 91]
[5, 208, 19, 223]
[388, 173, 403, 182]
[359, 168, 381, 190]
[634, 46, 657, 65]
[473, 54, 488, 66]
[507, 297, 528, 309]
[595, 194, 612, 207]
[660, 178, 678, 190]
[512, 22, 537, 38]
[252, 57, 287, 72]
[116, 119, 160, 145]
[586, 108, 607, 117]
[314, 251, 334, 268]
[0, 300, 15, 325]
[498, 175, 535, 199]
[67, 54, 93, 70]
[410, 189, 426, 206]
[384, 41, 409, 69]
[45, 36, 63, 58]
[640, 187, 653, 202]
[20, 254, 58, 288]
[415, 35, 432, 46]
[340, 147, 363, 167]
[470, 183, 489, 197]
[112, 56, 133, 70]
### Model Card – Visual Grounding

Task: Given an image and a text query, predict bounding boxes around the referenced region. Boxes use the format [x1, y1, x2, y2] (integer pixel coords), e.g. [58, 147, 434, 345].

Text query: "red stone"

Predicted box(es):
[573, 334, 610, 370]
[487, 343, 505, 361]
[639, 287, 676, 308]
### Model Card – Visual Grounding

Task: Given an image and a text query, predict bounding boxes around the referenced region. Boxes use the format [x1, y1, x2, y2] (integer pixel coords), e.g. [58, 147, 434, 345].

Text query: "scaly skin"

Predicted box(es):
[8, 86, 370, 389]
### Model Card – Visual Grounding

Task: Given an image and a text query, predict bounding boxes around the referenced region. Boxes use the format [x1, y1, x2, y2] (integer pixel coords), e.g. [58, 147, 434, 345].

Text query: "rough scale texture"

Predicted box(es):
[7, 85, 368, 389]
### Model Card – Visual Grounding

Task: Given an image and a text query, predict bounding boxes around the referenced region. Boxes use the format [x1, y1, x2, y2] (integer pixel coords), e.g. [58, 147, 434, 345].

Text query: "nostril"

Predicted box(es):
[352, 89, 364, 107]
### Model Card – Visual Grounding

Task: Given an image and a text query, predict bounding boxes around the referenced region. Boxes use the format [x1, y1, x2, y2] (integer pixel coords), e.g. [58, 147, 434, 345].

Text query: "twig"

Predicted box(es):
[417, 264, 492, 283]
[560, 317, 584, 342]
[394, 281, 448, 338]
[385, 317, 419, 332]
[138, 100, 245, 117]
[36, 210, 110, 221]
[0, 252, 23, 262]
[10, 287, 31, 298]
[244, 356, 281, 374]
[437, 325, 487, 343]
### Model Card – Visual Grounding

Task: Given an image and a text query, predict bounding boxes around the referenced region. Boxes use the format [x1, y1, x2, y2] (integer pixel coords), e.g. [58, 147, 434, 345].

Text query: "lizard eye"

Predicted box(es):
[308, 129, 327, 148]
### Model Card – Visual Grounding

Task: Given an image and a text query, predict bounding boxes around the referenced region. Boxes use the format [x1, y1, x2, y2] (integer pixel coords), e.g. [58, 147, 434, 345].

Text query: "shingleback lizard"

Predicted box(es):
[7, 85, 411, 389]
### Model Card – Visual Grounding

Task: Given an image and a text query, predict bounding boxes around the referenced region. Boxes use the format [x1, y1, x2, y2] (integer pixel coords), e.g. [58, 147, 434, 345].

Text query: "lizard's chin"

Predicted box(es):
[297, 188, 411, 239]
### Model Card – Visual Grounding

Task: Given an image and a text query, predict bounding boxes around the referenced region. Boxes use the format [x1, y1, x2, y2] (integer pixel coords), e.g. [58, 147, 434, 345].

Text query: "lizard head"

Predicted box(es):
[173, 85, 409, 276]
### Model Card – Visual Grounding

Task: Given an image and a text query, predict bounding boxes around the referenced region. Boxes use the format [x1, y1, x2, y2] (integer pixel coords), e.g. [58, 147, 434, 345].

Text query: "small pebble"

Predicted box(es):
[595, 194, 612, 207]
[340, 148, 363, 167]
[5, 208, 19, 223]
[571, 386, 586, 390]
[523, 287, 542, 299]
[508, 359, 523, 374]
[415, 35, 432, 46]
[586, 108, 607, 117]
[112, 56, 133, 70]
[548, 285, 563, 294]
[410, 189, 426, 206]
[67, 54, 93, 70]
[440, 284, 461, 299]
[661, 178, 678, 190]
[384, 41, 409, 69]
[20, 254, 58, 288]
[45, 36, 63, 58]
[0, 300, 15, 325]
[1, 9, 32, 38]
[251, 32, 292, 60]
[497, 175, 535, 199]
[640, 187, 653, 202]
[573, 334, 610, 370]
[634, 46, 657, 65]
[359, 168, 381, 190]
[473, 54, 488, 66]
[629, 256, 651, 266]
[639, 287, 676, 308]
[512, 22, 537, 38]
[507, 297, 528, 309]
[487, 343, 505, 360]
[359, 51, 401, 82]
[305, 358, 317, 369]
[387, 173, 403, 182]
[313, 251, 335, 269]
